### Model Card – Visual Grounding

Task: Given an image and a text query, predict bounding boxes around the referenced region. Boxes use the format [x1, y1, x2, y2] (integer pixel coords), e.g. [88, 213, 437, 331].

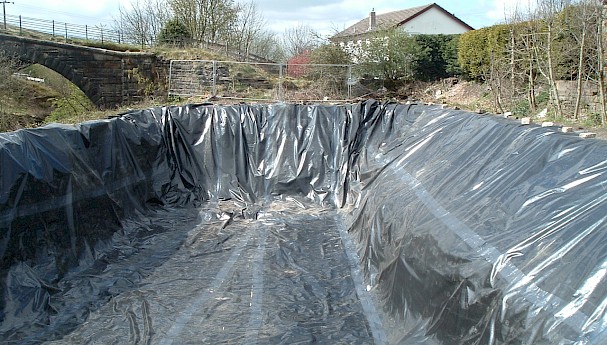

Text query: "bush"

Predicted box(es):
[309, 44, 351, 65]
[458, 24, 510, 81]
[158, 19, 192, 47]
[413, 34, 461, 81]
[355, 29, 428, 83]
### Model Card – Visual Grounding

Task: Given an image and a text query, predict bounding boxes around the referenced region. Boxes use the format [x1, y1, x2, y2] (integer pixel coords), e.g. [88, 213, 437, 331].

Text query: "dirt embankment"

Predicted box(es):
[407, 78, 607, 140]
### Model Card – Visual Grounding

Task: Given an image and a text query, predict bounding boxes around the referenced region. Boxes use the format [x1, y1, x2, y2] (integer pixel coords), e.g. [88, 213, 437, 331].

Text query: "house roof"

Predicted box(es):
[331, 3, 474, 40]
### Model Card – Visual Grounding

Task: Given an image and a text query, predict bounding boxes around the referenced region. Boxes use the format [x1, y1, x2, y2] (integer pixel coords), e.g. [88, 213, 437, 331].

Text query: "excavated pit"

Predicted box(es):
[1, 100, 607, 344]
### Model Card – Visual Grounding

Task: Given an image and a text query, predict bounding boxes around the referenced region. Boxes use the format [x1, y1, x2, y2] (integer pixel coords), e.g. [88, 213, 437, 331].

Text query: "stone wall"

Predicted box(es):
[0, 33, 168, 108]
[555, 80, 602, 115]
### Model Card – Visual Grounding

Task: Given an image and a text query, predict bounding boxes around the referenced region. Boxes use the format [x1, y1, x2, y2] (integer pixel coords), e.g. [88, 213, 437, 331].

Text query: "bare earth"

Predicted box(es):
[412, 79, 607, 141]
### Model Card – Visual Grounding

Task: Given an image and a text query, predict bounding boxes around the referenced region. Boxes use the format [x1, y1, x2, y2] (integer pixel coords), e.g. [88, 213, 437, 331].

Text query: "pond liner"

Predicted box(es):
[1, 100, 606, 344]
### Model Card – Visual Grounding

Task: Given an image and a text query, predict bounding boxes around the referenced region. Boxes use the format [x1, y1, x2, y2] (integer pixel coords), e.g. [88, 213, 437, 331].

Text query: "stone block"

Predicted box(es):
[579, 132, 596, 138]
[521, 117, 532, 125]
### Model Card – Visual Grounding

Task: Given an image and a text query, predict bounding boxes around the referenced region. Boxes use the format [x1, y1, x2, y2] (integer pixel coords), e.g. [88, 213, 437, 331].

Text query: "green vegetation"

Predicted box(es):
[45, 83, 95, 124]
[458, 24, 510, 81]
[309, 44, 351, 65]
[354, 29, 428, 84]
[348, 30, 462, 89]
[413, 34, 460, 81]
[457, 1, 606, 122]
[1, 0, 606, 131]
[158, 19, 192, 47]
[0, 54, 61, 132]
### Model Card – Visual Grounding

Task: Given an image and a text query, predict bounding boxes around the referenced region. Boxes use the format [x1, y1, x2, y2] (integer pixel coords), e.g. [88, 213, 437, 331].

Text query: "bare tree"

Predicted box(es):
[249, 30, 286, 62]
[600, 0, 607, 123]
[565, 0, 601, 119]
[282, 24, 322, 58]
[114, 0, 171, 46]
[231, 1, 265, 59]
[169, 0, 238, 45]
[533, 0, 571, 119]
[505, 3, 536, 111]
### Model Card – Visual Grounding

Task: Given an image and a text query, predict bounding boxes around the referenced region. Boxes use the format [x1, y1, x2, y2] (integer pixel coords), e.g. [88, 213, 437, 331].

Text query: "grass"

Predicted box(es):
[42, 99, 165, 125]
[151, 46, 225, 61]
[0, 73, 61, 132]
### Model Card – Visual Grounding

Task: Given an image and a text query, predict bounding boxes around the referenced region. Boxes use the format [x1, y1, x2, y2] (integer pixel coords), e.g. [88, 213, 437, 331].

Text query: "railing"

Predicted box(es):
[1, 14, 127, 45]
[0, 13, 277, 63]
[168, 60, 359, 103]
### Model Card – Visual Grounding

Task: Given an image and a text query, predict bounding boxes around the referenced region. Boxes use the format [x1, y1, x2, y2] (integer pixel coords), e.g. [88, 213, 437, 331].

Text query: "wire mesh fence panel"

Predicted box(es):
[168, 60, 354, 102]
[282, 64, 352, 102]
[213, 61, 282, 101]
[169, 60, 218, 98]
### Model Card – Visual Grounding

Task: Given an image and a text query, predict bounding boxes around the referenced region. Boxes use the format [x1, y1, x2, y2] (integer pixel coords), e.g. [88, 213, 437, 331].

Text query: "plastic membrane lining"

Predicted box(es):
[1, 100, 607, 344]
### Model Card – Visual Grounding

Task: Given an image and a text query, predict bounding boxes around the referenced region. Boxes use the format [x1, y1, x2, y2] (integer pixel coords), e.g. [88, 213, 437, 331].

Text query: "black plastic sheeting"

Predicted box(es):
[1, 100, 607, 344]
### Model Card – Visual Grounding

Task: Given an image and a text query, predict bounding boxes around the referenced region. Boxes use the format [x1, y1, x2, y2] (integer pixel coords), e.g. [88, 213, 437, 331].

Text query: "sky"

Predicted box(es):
[7, 0, 534, 38]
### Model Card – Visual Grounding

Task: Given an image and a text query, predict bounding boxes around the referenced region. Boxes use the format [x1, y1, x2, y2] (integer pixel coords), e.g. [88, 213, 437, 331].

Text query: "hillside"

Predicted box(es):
[0, 75, 59, 130]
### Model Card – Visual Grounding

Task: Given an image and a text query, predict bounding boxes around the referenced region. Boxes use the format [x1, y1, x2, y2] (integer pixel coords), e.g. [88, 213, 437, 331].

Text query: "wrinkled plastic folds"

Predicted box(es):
[1, 100, 607, 344]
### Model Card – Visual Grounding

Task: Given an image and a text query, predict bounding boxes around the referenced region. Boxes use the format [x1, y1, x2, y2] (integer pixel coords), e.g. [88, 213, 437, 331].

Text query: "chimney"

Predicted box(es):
[369, 8, 376, 30]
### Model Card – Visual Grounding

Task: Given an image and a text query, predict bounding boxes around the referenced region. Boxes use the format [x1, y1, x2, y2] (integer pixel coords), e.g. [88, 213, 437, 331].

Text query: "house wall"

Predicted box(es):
[399, 7, 470, 34]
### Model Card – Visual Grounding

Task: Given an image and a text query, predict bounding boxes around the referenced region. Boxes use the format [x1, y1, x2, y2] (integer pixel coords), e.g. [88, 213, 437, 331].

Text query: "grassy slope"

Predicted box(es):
[0, 76, 61, 131]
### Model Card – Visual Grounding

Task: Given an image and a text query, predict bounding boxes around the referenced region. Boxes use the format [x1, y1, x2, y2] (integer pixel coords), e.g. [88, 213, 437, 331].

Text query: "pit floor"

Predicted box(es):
[43, 199, 381, 344]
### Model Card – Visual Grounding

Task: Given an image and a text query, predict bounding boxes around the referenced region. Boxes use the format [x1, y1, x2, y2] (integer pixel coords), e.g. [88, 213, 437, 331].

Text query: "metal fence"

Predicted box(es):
[1, 14, 278, 62]
[2, 14, 126, 45]
[169, 60, 357, 102]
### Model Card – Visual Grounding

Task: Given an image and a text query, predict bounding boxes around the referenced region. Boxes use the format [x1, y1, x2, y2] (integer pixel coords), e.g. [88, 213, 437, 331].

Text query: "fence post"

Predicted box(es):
[347, 65, 352, 99]
[64, 22, 67, 42]
[278, 64, 283, 102]
[212, 60, 217, 97]
[19, 15, 21, 35]
[85, 25, 88, 40]
[52, 20, 55, 37]
[168, 60, 173, 100]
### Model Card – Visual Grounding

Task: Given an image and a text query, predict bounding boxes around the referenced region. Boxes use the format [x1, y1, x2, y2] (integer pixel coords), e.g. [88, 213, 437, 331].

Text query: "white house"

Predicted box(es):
[330, 3, 473, 57]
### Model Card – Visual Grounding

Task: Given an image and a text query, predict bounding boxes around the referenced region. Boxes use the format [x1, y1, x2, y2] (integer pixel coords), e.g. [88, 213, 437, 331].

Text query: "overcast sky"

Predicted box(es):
[9, 0, 533, 38]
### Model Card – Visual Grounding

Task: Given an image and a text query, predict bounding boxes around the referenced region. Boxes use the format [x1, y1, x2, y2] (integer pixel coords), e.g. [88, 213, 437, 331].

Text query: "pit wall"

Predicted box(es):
[1, 100, 606, 344]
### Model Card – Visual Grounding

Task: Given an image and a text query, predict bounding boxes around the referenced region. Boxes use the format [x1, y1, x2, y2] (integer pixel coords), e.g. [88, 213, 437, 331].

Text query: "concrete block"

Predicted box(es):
[503, 111, 512, 118]
[561, 127, 574, 133]
[541, 122, 555, 127]
[579, 132, 597, 138]
[521, 117, 532, 125]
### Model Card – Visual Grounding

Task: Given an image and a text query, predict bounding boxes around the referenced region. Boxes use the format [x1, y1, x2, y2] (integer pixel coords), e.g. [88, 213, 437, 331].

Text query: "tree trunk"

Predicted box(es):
[510, 29, 516, 104]
[574, 29, 587, 120]
[490, 53, 504, 113]
[600, 0, 607, 124]
[546, 24, 565, 119]
[528, 59, 537, 111]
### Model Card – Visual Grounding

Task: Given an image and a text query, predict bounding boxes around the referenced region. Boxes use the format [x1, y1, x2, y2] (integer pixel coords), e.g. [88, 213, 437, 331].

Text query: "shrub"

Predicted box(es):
[158, 19, 192, 47]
